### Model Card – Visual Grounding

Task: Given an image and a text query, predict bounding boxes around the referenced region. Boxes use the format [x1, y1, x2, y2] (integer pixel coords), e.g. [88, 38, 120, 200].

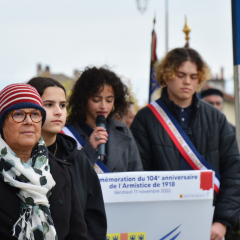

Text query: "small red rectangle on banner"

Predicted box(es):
[200, 171, 213, 191]
[120, 233, 128, 240]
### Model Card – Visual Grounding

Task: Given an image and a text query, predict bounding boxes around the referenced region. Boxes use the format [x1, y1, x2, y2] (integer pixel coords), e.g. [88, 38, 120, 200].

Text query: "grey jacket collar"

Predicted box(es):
[72, 118, 131, 171]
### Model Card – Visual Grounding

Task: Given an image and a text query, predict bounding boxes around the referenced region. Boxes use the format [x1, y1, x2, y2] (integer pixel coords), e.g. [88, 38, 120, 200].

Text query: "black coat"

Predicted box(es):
[0, 151, 89, 240]
[55, 133, 107, 240]
[131, 87, 240, 228]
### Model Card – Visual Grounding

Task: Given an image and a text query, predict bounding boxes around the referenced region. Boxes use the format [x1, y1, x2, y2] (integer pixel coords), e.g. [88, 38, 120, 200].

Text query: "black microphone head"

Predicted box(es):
[96, 115, 106, 125]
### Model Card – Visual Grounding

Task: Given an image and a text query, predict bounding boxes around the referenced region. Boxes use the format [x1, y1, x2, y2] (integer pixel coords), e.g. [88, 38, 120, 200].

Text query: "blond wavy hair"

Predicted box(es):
[154, 48, 211, 92]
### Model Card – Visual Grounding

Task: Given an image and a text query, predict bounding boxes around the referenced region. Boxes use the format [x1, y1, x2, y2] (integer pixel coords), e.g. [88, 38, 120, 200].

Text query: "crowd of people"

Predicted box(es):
[0, 47, 239, 240]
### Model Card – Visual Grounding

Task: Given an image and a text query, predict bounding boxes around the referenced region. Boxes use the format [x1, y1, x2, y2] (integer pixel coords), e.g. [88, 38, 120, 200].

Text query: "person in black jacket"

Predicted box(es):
[28, 77, 107, 240]
[0, 83, 88, 240]
[131, 48, 240, 240]
[201, 88, 236, 132]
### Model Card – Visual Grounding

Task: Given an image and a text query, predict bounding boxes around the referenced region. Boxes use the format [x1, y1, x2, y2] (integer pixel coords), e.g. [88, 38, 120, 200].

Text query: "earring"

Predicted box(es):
[111, 106, 115, 112]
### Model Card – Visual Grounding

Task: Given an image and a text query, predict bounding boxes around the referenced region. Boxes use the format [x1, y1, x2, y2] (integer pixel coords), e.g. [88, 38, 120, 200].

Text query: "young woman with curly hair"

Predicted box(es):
[67, 66, 143, 172]
[131, 48, 240, 240]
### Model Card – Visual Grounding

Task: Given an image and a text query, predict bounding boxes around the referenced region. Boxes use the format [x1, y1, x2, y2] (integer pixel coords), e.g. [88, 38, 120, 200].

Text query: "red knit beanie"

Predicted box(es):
[0, 83, 46, 127]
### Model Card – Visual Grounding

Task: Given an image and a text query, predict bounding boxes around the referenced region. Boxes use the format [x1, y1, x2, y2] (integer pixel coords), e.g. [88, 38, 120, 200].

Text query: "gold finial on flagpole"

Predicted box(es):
[183, 16, 191, 47]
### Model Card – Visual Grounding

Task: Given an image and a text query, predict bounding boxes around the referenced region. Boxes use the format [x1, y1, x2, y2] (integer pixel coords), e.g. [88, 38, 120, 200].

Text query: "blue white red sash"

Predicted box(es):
[148, 99, 221, 194]
[61, 125, 110, 174]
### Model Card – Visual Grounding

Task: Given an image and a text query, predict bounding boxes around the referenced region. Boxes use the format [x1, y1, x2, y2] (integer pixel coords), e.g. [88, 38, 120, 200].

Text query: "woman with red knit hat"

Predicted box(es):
[0, 83, 88, 240]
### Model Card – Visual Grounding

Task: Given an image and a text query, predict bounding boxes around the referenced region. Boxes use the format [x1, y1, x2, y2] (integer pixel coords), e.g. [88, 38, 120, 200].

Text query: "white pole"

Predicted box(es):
[232, 0, 240, 149]
[165, 0, 168, 53]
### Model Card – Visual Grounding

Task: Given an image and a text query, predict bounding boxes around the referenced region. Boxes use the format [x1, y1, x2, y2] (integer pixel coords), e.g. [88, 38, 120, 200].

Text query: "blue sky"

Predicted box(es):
[0, 0, 233, 105]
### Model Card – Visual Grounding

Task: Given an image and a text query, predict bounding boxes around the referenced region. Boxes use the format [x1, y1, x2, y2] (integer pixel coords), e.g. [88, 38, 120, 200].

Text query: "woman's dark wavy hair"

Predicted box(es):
[27, 77, 66, 96]
[67, 66, 130, 124]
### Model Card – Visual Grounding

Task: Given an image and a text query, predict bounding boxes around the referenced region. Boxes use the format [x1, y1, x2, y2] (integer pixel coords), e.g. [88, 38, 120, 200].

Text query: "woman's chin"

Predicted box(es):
[42, 126, 63, 135]
[20, 139, 39, 149]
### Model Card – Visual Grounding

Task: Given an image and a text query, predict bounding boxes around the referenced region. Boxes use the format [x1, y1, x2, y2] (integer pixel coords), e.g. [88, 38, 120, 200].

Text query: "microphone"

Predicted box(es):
[96, 115, 106, 161]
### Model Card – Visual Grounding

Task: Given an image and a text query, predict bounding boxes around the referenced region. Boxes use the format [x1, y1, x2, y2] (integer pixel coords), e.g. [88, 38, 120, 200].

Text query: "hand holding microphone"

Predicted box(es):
[88, 115, 108, 161]
[96, 115, 107, 161]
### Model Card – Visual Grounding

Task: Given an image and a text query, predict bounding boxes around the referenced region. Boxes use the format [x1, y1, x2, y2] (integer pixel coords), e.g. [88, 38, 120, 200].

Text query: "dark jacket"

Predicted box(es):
[130, 87, 240, 228]
[230, 123, 236, 133]
[72, 118, 143, 172]
[56, 133, 107, 240]
[0, 152, 89, 240]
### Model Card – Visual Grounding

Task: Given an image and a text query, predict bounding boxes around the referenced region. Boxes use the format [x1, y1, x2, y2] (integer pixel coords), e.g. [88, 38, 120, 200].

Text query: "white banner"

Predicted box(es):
[100, 171, 214, 240]
[99, 170, 214, 203]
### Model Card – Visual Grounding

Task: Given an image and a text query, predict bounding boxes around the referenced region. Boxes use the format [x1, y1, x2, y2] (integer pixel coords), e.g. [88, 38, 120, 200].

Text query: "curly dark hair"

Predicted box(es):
[67, 66, 130, 124]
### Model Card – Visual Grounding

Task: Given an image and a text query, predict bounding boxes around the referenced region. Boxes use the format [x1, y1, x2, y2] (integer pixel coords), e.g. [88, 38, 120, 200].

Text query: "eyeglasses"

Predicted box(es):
[206, 101, 223, 106]
[10, 109, 44, 123]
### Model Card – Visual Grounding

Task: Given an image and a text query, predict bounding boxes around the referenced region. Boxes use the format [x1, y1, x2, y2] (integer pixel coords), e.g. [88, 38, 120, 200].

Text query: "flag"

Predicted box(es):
[149, 29, 160, 103]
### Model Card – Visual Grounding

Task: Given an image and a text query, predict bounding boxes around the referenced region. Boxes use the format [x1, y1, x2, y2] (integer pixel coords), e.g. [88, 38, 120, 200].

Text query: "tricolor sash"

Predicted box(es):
[148, 99, 221, 194]
[61, 125, 110, 174]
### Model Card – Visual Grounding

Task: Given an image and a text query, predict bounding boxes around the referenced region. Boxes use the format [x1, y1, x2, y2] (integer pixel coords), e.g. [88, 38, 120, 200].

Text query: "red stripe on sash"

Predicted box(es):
[214, 184, 219, 194]
[148, 104, 200, 170]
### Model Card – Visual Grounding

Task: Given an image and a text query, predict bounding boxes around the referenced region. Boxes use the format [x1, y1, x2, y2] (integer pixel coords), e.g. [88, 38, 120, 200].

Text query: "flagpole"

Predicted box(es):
[165, 0, 168, 53]
[149, 17, 160, 103]
[232, 0, 240, 149]
[183, 16, 191, 48]
[149, 17, 156, 103]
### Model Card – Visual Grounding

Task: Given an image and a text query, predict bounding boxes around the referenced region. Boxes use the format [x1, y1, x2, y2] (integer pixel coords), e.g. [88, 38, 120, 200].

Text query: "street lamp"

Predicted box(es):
[136, 0, 148, 14]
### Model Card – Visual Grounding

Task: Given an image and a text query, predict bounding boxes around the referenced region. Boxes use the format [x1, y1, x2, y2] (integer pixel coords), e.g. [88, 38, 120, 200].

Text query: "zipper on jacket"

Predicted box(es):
[188, 127, 195, 144]
[188, 103, 200, 145]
